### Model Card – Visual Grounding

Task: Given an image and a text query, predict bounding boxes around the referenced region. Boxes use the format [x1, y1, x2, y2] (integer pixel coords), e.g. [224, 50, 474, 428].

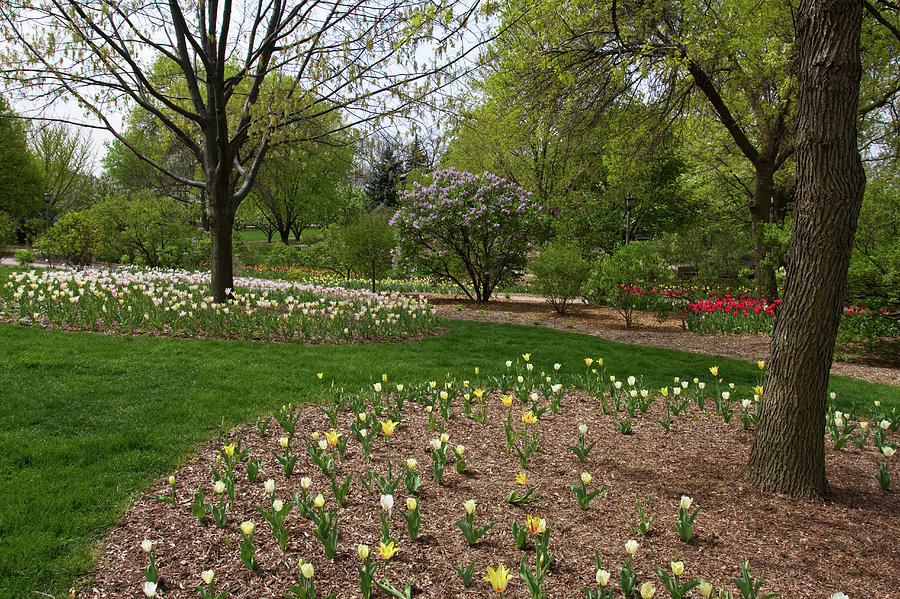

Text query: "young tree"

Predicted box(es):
[0, 0, 484, 301]
[30, 122, 95, 215]
[743, 0, 867, 497]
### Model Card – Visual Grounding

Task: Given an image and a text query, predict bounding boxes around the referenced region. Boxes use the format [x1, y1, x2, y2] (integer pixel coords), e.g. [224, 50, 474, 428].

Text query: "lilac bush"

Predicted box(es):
[391, 169, 545, 302]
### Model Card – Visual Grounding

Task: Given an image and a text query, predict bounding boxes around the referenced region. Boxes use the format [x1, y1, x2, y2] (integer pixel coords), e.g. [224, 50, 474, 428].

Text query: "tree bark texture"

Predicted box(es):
[750, 161, 778, 301]
[743, 0, 865, 497]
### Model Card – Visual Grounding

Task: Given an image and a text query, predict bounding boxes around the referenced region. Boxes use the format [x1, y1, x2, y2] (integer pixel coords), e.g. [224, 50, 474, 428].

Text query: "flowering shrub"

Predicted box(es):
[391, 169, 545, 302]
[237, 265, 458, 294]
[0, 268, 438, 343]
[528, 239, 590, 314]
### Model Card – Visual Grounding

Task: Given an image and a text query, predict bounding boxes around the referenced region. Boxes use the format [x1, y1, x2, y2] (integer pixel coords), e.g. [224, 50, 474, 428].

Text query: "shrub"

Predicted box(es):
[0, 210, 15, 253]
[263, 243, 304, 268]
[528, 239, 589, 314]
[584, 242, 673, 328]
[89, 193, 201, 269]
[15, 248, 35, 265]
[392, 169, 545, 302]
[36, 211, 98, 268]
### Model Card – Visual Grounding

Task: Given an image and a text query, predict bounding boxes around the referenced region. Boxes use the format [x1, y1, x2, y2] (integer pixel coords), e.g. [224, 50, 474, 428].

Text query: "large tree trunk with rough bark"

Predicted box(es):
[743, 0, 865, 497]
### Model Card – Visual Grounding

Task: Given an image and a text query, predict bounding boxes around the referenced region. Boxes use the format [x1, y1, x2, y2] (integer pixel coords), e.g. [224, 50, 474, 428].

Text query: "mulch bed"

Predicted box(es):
[79, 389, 899, 599]
[425, 296, 900, 387]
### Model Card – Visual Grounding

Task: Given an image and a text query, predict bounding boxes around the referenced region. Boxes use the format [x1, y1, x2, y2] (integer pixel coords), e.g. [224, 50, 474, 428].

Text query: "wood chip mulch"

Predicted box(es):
[78, 389, 899, 599]
[425, 295, 900, 387]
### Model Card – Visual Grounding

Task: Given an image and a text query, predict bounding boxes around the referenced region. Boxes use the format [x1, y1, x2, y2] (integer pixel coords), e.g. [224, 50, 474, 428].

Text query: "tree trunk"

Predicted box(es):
[743, 0, 865, 498]
[279, 228, 290, 244]
[750, 162, 778, 300]
[200, 190, 210, 232]
[209, 195, 235, 304]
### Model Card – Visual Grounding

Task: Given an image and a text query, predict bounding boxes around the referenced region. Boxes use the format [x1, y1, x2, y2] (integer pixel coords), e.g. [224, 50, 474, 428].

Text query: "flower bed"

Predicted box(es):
[680, 295, 780, 335]
[0, 268, 439, 343]
[81, 358, 898, 599]
[236, 265, 459, 295]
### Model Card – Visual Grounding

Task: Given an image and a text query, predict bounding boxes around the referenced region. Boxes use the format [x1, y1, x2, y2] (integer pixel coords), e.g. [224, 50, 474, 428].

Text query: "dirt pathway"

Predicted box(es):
[425, 294, 900, 387]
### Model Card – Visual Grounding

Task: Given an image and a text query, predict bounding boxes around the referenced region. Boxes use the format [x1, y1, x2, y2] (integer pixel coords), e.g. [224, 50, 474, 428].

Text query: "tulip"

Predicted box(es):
[440, 390, 448, 400]
[757, 360, 765, 369]
[554, 363, 561, 370]
[373, 382, 382, 393]
[396, 384, 404, 392]
[874, 401, 881, 407]
[143, 581, 158, 597]
[660, 387, 669, 397]
[240, 521, 255, 536]
[614, 381, 622, 389]
[709, 366, 718, 376]
[407, 458, 417, 470]
[699, 580, 713, 597]
[300, 561, 314, 579]
[474, 388, 484, 398]
[625, 539, 639, 555]
[581, 472, 592, 484]
[300, 477, 311, 490]
[168, 475, 176, 486]
[484, 564, 513, 593]
[883, 447, 896, 458]
[279, 436, 289, 448]
[325, 430, 341, 446]
[671, 561, 684, 576]
[201, 570, 214, 585]
[753, 385, 763, 396]
[455, 444, 465, 455]
[516, 471, 527, 485]
[729, 383, 735, 389]
[640, 581, 656, 598]
[358, 412, 367, 422]
[224, 443, 235, 457]
[314, 494, 325, 508]
[521, 410, 537, 425]
[213, 480, 225, 495]
[742, 399, 751, 409]
[316, 372, 323, 379]
[311, 431, 320, 441]
[698, 382, 706, 390]
[430, 438, 442, 451]
[141, 539, 153, 553]
[381, 419, 396, 436]
[506, 360, 513, 368]
[358, 544, 370, 559]
[501, 394, 513, 407]
[407, 497, 417, 510]
[596, 569, 610, 586]
[522, 353, 530, 361]
[627, 376, 636, 386]
[680, 495, 693, 510]
[264, 478, 275, 495]
[318, 439, 328, 451]
[440, 432, 450, 443]
[377, 540, 399, 560]
[382, 374, 388, 382]
[585, 358, 593, 366]
[880, 420, 891, 430]
[721, 391, 730, 401]
[830, 392, 836, 400]
[578, 423, 588, 435]
[464, 499, 476, 514]
[381, 494, 394, 515]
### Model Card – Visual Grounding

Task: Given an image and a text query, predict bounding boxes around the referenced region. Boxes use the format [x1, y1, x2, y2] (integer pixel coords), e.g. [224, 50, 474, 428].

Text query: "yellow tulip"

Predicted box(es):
[522, 353, 530, 361]
[754, 385, 764, 396]
[377, 540, 399, 560]
[474, 388, 485, 398]
[709, 366, 719, 376]
[484, 564, 513, 593]
[325, 430, 341, 446]
[240, 521, 254, 536]
[501, 394, 513, 407]
[381, 419, 396, 437]
[671, 561, 684, 576]
[585, 357, 593, 366]
[660, 387, 669, 397]
[358, 544, 370, 559]
[757, 360, 765, 369]
[640, 581, 656, 598]
[515, 471, 527, 485]
[224, 443, 235, 457]
[521, 410, 537, 425]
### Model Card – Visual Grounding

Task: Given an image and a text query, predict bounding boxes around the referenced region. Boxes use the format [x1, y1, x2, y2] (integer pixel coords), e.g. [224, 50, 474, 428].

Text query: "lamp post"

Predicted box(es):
[625, 194, 634, 244]
[44, 192, 52, 230]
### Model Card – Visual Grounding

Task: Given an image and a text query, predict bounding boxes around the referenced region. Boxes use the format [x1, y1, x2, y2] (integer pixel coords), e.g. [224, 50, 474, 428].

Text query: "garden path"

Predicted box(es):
[425, 294, 900, 387]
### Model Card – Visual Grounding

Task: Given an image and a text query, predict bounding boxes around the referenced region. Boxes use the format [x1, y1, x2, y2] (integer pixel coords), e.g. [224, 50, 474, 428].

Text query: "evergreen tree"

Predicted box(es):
[365, 146, 405, 208]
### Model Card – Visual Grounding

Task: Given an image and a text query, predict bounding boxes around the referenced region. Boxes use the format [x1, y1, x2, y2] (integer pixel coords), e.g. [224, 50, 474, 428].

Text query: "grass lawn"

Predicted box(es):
[237, 228, 324, 244]
[0, 318, 896, 598]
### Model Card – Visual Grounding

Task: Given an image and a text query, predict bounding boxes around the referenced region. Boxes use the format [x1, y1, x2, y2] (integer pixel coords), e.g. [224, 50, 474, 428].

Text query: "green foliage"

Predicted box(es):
[0, 210, 15, 252]
[329, 209, 396, 291]
[365, 146, 405, 208]
[584, 242, 672, 328]
[36, 211, 98, 267]
[529, 239, 589, 314]
[15, 248, 35, 265]
[0, 95, 44, 220]
[846, 175, 900, 306]
[89, 191, 203, 268]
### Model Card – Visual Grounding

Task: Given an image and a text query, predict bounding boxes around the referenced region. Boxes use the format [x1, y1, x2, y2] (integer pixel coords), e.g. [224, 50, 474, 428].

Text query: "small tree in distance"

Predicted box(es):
[392, 169, 545, 302]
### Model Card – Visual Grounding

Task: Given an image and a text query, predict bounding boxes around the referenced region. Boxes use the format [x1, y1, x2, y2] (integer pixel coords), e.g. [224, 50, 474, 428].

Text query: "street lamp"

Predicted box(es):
[44, 192, 52, 230]
[625, 194, 634, 244]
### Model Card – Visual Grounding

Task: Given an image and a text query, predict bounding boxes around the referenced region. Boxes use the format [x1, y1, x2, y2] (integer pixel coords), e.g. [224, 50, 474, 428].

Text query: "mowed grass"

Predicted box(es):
[0, 318, 897, 598]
